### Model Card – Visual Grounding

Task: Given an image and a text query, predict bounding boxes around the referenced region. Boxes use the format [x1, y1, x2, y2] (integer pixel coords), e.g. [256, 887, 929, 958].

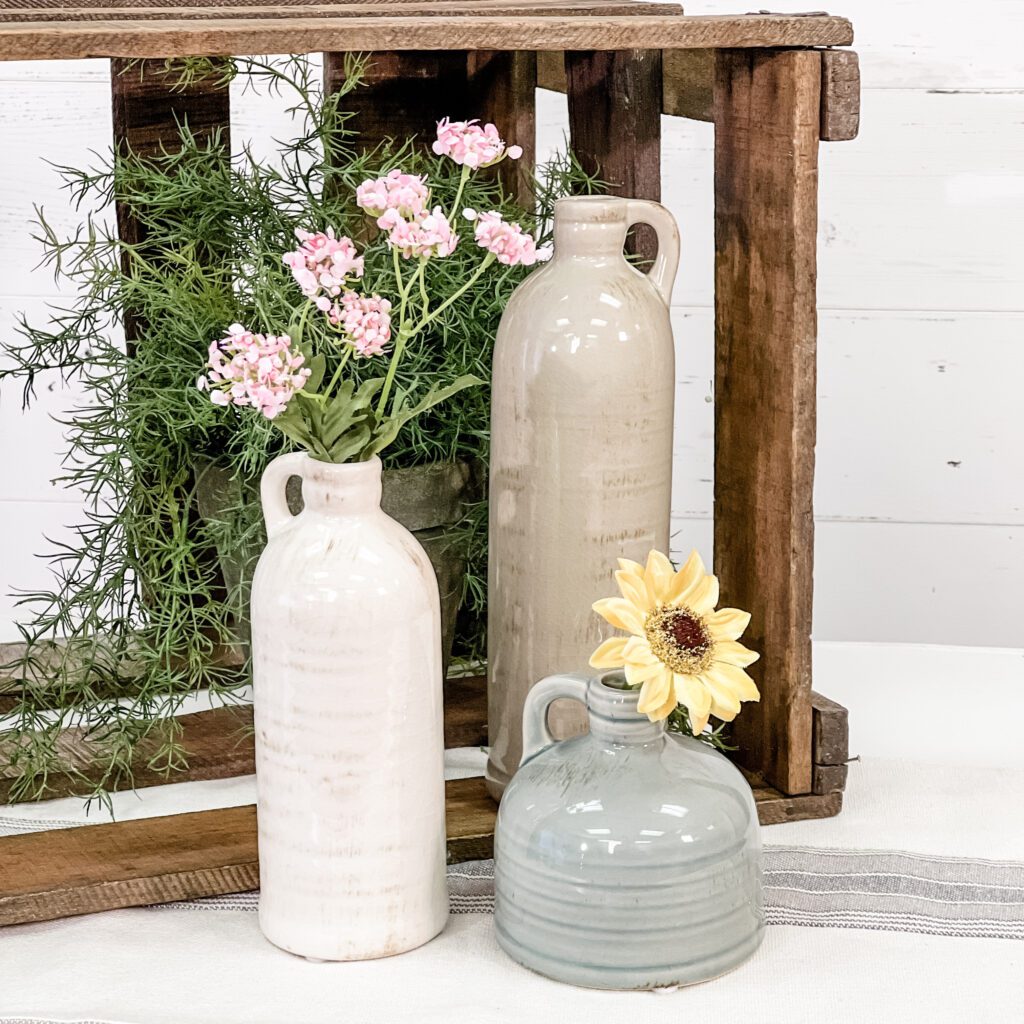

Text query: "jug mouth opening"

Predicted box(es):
[554, 195, 627, 225]
[597, 670, 633, 692]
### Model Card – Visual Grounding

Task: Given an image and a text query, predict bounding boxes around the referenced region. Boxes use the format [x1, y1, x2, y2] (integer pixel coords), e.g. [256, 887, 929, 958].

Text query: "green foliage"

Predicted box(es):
[0, 54, 601, 804]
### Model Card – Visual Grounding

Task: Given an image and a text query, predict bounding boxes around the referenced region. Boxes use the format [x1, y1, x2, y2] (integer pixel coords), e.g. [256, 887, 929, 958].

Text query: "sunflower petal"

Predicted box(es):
[665, 549, 705, 606]
[673, 672, 712, 725]
[637, 667, 673, 714]
[700, 672, 742, 721]
[623, 636, 659, 666]
[643, 549, 676, 606]
[625, 659, 666, 686]
[589, 636, 629, 669]
[705, 607, 752, 642]
[615, 569, 653, 612]
[706, 661, 760, 703]
[712, 640, 760, 669]
[684, 574, 719, 616]
[592, 598, 645, 635]
[646, 689, 679, 723]
[617, 557, 645, 579]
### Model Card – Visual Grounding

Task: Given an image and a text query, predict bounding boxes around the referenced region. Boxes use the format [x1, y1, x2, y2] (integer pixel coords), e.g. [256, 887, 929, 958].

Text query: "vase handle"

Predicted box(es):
[520, 673, 590, 766]
[625, 199, 680, 307]
[260, 452, 307, 540]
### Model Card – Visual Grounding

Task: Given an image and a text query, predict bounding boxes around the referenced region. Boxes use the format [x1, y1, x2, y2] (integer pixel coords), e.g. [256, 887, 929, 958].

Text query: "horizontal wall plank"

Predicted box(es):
[667, 307, 1024, 528]
[671, 515, 1024, 648]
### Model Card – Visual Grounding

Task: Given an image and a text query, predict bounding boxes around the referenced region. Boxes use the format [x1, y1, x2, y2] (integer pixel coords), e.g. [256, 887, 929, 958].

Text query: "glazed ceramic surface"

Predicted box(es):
[486, 196, 680, 799]
[494, 673, 764, 990]
[251, 453, 448, 961]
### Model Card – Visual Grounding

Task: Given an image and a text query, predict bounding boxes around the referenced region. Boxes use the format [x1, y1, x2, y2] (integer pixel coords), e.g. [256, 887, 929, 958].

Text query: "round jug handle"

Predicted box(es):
[260, 452, 308, 540]
[625, 199, 681, 306]
[520, 673, 590, 766]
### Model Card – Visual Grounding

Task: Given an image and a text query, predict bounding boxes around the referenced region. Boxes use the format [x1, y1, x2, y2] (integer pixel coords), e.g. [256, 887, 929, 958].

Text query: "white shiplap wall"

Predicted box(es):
[1, 0, 1022, 646]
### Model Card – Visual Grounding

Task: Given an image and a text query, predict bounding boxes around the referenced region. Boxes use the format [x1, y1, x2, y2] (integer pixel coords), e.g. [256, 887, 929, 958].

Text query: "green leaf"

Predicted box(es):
[363, 374, 482, 460]
[304, 352, 326, 393]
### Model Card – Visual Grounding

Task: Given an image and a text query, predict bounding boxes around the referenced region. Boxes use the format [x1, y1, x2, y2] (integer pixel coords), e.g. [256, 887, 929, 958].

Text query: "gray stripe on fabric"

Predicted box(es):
[151, 847, 1024, 939]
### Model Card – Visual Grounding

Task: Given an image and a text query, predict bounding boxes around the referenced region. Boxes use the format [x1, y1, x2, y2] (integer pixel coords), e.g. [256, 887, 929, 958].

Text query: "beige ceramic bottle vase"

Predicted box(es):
[485, 195, 680, 800]
[251, 453, 448, 960]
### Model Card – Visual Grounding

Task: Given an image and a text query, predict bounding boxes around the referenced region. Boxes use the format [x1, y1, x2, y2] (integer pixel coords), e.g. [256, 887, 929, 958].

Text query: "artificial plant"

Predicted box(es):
[0, 54, 599, 803]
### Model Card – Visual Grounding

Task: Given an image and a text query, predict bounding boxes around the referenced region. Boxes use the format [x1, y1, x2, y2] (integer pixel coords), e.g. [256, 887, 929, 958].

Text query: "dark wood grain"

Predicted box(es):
[565, 48, 662, 261]
[819, 48, 860, 142]
[325, 49, 535, 205]
[811, 690, 850, 766]
[812, 763, 848, 795]
[0, 14, 855, 62]
[466, 49, 536, 204]
[713, 48, 821, 796]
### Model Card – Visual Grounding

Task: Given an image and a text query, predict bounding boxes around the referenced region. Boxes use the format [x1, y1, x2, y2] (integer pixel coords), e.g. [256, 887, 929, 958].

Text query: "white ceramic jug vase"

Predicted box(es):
[486, 195, 680, 800]
[251, 453, 448, 961]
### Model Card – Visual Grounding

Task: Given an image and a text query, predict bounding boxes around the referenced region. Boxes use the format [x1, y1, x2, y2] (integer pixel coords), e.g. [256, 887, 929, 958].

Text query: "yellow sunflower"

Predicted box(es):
[589, 549, 760, 732]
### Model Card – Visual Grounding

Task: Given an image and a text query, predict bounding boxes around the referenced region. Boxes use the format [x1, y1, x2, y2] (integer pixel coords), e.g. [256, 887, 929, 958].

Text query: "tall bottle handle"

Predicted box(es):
[260, 452, 307, 540]
[625, 199, 680, 306]
[520, 673, 590, 766]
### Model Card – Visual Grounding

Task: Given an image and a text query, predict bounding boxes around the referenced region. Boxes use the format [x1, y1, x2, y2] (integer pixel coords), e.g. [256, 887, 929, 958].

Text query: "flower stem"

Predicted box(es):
[412, 254, 494, 336]
[324, 345, 352, 397]
[375, 327, 411, 416]
[449, 165, 471, 222]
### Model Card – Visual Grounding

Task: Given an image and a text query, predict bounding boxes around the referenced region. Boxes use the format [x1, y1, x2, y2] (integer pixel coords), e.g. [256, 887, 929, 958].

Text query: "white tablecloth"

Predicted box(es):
[1, 642, 1023, 1024]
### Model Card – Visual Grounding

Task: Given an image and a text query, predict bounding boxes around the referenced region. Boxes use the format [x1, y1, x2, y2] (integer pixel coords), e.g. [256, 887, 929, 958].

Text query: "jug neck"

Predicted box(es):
[300, 456, 383, 516]
[588, 675, 666, 746]
[553, 196, 629, 259]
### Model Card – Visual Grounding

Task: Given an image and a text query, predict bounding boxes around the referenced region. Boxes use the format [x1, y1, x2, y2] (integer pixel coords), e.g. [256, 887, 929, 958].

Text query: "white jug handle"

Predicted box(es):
[625, 199, 680, 306]
[521, 673, 590, 766]
[260, 452, 307, 540]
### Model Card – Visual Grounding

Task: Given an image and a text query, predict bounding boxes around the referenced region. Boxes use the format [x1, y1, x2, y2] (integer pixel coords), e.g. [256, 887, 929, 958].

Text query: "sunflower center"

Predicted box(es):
[644, 606, 713, 676]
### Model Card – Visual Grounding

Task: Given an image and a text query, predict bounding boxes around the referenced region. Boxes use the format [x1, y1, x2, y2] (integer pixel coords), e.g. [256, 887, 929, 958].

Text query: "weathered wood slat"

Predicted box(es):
[811, 690, 850, 766]
[565, 48, 662, 260]
[0, 773, 840, 926]
[0, 14, 855, 62]
[713, 48, 821, 796]
[820, 48, 860, 141]
[812, 762, 848, 795]
[4, 1, 686, 21]
[542, 46, 860, 139]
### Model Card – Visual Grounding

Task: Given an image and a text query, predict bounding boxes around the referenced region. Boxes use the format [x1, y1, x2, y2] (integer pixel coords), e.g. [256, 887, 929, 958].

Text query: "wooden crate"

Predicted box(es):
[0, 0, 859, 926]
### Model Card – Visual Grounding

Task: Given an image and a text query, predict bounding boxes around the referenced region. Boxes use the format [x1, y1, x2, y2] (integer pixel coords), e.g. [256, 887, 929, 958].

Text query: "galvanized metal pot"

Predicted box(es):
[494, 671, 764, 990]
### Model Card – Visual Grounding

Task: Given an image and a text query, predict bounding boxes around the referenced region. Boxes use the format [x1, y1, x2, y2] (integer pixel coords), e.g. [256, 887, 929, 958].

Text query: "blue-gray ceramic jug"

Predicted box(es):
[494, 671, 764, 990]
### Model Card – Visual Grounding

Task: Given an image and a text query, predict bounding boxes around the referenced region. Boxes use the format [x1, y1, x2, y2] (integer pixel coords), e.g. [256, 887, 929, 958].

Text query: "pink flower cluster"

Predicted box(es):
[386, 207, 459, 260]
[432, 119, 522, 169]
[198, 324, 310, 420]
[282, 227, 364, 308]
[328, 292, 393, 357]
[355, 170, 430, 230]
[472, 211, 551, 267]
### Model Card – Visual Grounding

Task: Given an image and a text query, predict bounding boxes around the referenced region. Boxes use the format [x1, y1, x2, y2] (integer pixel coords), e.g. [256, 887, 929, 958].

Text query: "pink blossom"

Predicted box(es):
[472, 211, 551, 267]
[387, 207, 459, 260]
[282, 227, 364, 303]
[355, 170, 430, 228]
[328, 292, 393, 357]
[432, 119, 520, 169]
[200, 324, 311, 420]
